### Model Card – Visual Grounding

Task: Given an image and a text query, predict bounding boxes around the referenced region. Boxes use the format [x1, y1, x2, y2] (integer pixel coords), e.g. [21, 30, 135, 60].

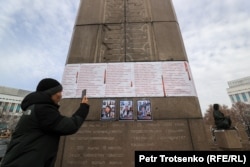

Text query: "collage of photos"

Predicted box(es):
[119, 100, 133, 120]
[100, 99, 152, 121]
[100, 99, 116, 120]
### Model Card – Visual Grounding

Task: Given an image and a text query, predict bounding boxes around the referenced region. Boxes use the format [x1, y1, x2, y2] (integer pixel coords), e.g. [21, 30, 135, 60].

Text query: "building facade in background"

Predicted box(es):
[0, 87, 30, 159]
[227, 76, 250, 104]
[0, 86, 30, 124]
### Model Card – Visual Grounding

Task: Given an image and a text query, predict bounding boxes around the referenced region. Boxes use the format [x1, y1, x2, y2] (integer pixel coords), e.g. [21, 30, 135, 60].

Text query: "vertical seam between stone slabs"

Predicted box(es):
[187, 119, 195, 150]
[58, 136, 66, 167]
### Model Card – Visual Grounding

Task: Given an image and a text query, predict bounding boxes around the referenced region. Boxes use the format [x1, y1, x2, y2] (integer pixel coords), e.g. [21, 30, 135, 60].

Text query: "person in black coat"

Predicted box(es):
[0, 78, 89, 167]
[213, 103, 232, 129]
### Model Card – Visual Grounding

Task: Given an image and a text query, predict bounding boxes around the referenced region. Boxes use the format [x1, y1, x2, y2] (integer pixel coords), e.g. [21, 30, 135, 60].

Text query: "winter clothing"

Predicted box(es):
[36, 78, 63, 96]
[1, 90, 89, 167]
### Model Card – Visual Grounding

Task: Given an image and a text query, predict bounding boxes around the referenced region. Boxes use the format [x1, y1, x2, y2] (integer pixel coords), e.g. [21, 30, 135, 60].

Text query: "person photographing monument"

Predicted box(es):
[1, 78, 89, 167]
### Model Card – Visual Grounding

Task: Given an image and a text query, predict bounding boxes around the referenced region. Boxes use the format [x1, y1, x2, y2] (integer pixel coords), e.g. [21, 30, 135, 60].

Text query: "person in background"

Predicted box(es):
[213, 103, 232, 129]
[1, 78, 90, 167]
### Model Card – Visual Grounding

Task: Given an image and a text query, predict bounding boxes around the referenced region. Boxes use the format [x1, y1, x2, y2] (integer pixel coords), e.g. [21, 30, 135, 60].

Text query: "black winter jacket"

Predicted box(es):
[0, 92, 89, 167]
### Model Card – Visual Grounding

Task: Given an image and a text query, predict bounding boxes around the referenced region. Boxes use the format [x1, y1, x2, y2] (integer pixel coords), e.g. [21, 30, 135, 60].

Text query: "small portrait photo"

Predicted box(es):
[119, 100, 133, 120]
[137, 100, 152, 120]
[101, 99, 116, 120]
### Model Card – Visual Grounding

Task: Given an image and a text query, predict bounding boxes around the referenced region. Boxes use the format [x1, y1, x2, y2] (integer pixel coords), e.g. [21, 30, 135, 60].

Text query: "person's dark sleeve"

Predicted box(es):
[35, 103, 89, 135]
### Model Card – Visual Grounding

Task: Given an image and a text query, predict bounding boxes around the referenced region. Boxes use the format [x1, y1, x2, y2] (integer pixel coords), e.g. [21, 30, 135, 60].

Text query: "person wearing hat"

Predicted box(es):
[1, 78, 90, 167]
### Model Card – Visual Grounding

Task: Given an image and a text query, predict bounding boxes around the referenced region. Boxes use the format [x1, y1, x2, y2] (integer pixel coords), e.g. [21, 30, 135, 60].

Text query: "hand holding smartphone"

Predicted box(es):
[81, 89, 88, 104]
[82, 89, 87, 98]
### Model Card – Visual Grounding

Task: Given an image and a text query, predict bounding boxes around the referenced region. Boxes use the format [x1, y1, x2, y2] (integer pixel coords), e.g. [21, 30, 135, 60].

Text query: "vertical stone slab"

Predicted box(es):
[104, 0, 125, 23]
[67, 1, 187, 63]
[153, 22, 188, 61]
[149, 0, 177, 21]
[188, 119, 210, 150]
[149, 97, 202, 119]
[66, 26, 99, 64]
[125, 23, 156, 61]
[56, 0, 209, 166]
[75, 0, 104, 25]
[59, 121, 193, 167]
[126, 0, 151, 22]
[98, 24, 125, 62]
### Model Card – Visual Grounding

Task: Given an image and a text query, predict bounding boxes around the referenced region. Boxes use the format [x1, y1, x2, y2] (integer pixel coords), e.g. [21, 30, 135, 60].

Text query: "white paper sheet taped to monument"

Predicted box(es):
[61, 61, 197, 98]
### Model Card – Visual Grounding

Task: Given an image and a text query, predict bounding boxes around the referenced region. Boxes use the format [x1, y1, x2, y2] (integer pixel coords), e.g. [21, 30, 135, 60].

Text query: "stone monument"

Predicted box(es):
[55, 0, 209, 166]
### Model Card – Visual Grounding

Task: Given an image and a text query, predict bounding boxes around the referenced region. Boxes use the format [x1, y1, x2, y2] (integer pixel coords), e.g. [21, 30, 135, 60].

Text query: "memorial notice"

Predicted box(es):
[61, 61, 197, 98]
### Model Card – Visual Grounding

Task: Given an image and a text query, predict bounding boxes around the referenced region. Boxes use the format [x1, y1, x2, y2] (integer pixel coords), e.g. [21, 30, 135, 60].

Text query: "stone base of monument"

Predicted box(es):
[214, 129, 242, 150]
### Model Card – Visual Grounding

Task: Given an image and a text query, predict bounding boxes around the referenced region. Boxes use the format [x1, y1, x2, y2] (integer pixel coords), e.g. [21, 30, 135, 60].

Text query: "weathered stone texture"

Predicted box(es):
[56, 0, 209, 166]
[58, 120, 194, 167]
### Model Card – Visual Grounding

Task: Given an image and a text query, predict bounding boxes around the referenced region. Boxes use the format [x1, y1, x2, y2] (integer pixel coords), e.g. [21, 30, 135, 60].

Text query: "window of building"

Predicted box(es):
[230, 95, 235, 103]
[3, 102, 9, 111]
[16, 104, 22, 113]
[241, 93, 248, 102]
[0, 102, 5, 110]
[235, 94, 241, 102]
[9, 103, 15, 112]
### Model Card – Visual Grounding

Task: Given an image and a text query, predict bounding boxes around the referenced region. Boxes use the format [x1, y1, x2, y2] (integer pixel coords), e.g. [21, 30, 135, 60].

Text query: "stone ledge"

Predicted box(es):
[214, 129, 242, 150]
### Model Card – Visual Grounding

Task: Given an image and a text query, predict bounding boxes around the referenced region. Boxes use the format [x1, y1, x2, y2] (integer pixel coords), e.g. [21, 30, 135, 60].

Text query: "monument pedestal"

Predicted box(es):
[214, 129, 242, 150]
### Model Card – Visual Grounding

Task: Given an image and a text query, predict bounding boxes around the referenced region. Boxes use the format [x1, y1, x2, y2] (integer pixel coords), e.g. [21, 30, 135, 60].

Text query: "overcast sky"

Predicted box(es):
[0, 0, 250, 115]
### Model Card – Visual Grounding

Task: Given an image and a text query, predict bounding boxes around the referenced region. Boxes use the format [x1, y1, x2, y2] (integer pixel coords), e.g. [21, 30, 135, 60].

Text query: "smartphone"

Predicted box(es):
[82, 89, 87, 98]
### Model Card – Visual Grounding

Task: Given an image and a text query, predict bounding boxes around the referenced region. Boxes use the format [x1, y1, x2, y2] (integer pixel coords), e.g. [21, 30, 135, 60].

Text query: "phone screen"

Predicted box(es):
[82, 89, 87, 98]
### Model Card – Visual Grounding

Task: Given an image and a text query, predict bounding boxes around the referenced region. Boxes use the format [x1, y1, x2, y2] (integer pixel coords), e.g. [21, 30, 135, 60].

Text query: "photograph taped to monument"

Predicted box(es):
[100, 99, 116, 120]
[137, 100, 152, 120]
[119, 100, 133, 120]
